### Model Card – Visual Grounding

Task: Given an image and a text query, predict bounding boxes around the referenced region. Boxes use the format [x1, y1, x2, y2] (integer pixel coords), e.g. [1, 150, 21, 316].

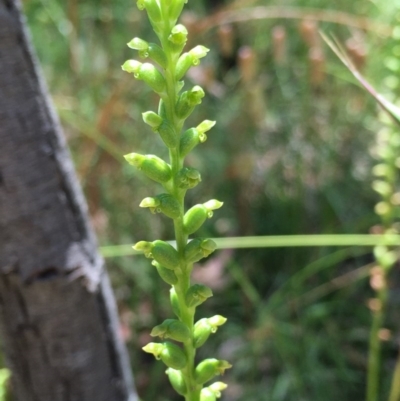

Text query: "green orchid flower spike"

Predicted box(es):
[123, 1, 230, 400]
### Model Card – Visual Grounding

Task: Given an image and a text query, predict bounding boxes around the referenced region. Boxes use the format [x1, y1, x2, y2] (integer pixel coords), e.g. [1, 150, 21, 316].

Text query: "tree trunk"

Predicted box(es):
[0, 1, 138, 400]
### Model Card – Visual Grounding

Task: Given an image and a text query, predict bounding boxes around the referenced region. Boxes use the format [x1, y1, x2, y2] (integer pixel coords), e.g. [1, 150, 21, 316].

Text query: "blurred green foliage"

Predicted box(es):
[20, 0, 400, 400]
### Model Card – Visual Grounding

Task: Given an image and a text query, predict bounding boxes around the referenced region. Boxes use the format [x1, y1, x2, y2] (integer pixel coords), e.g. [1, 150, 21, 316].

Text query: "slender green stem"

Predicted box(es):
[100, 234, 400, 258]
[160, 22, 200, 401]
[367, 275, 388, 401]
[389, 351, 400, 401]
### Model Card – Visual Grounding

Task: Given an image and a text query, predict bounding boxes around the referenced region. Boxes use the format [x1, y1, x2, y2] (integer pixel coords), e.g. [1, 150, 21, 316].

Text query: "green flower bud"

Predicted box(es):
[374, 245, 388, 260]
[391, 193, 400, 206]
[185, 284, 213, 308]
[374, 245, 397, 269]
[375, 201, 390, 216]
[196, 120, 216, 135]
[203, 199, 224, 215]
[176, 168, 202, 189]
[152, 260, 178, 285]
[193, 319, 212, 348]
[151, 319, 191, 342]
[183, 200, 222, 234]
[136, 0, 145, 10]
[190, 45, 210, 62]
[188, 86, 206, 104]
[183, 205, 208, 234]
[150, 321, 172, 338]
[184, 238, 217, 264]
[179, 120, 211, 157]
[180, 128, 202, 157]
[143, 0, 162, 24]
[209, 382, 228, 394]
[140, 194, 180, 219]
[372, 180, 392, 197]
[208, 315, 228, 327]
[124, 153, 172, 183]
[140, 197, 160, 214]
[184, 238, 204, 264]
[169, 24, 188, 46]
[122, 59, 142, 74]
[158, 120, 179, 148]
[161, 342, 188, 370]
[130, 41, 167, 68]
[142, 342, 164, 358]
[176, 86, 205, 119]
[195, 359, 232, 385]
[170, 287, 181, 318]
[138, 63, 166, 94]
[201, 382, 228, 401]
[133, 240, 154, 258]
[201, 239, 219, 253]
[376, 147, 395, 160]
[175, 47, 209, 80]
[193, 315, 227, 348]
[157, 194, 181, 219]
[200, 388, 217, 401]
[372, 164, 393, 179]
[167, 0, 186, 26]
[166, 368, 187, 396]
[127, 37, 148, 51]
[142, 111, 163, 130]
[152, 240, 180, 270]
[176, 53, 194, 81]
[143, 342, 188, 370]
[145, 43, 168, 68]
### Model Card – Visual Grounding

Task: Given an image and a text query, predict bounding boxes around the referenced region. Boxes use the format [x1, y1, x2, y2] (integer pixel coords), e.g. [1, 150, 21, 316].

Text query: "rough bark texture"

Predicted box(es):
[0, 1, 138, 400]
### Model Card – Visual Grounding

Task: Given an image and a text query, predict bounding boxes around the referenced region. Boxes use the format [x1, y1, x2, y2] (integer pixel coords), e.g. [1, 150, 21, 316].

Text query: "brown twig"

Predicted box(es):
[196, 6, 392, 37]
[321, 32, 400, 127]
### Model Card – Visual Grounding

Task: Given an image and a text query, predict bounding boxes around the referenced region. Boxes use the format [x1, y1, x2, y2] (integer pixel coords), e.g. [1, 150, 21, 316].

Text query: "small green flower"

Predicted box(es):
[143, 342, 188, 370]
[124, 153, 172, 184]
[183, 201, 223, 234]
[127, 37, 148, 51]
[176, 86, 205, 119]
[193, 315, 227, 348]
[166, 368, 187, 396]
[138, 63, 166, 94]
[184, 239, 217, 264]
[152, 260, 178, 285]
[176, 167, 202, 189]
[151, 319, 191, 342]
[176, 46, 210, 79]
[195, 359, 232, 385]
[179, 128, 204, 157]
[142, 111, 163, 130]
[186, 284, 213, 308]
[133, 240, 154, 258]
[152, 240, 180, 270]
[140, 194, 181, 219]
[167, 0, 187, 26]
[121, 59, 142, 74]
[141, 0, 162, 24]
[200, 382, 228, 401]
[169, 24, 188, 46]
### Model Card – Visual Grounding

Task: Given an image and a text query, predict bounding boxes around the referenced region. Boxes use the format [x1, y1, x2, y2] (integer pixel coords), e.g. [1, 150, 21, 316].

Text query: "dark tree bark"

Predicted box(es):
[0, 1, 138, 400]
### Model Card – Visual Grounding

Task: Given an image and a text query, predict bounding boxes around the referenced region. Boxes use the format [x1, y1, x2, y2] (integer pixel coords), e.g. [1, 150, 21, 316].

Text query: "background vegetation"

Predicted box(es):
[17, 0, 400, 400]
